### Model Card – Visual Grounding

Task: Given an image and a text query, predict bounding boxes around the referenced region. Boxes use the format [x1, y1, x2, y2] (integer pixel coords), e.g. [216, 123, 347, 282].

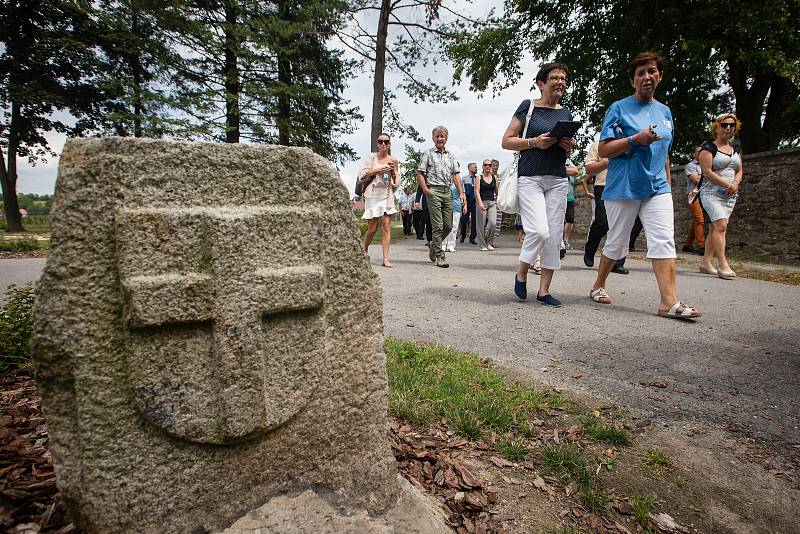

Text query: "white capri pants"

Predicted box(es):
[603, 193, 676, 260]
[517, 175, 569, 269]
[442, 211, 462, 251]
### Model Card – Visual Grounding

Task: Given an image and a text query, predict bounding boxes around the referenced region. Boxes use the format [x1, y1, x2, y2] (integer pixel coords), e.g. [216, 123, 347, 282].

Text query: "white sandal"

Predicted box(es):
[658, 302, 701, 320]
[589, 287, 611, 304]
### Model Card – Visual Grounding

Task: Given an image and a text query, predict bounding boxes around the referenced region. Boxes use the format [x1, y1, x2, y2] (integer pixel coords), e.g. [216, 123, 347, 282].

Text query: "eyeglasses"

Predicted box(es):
[547, 76, 568, 83]
[377, 139, 390, 145]
[720, 123, 736, 129]
[483, 163, 491, 166]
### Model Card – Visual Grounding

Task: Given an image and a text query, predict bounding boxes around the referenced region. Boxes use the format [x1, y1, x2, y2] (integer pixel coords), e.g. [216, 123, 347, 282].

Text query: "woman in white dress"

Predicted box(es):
[359, 133, 399, 267]
[698, 114, 744, 279]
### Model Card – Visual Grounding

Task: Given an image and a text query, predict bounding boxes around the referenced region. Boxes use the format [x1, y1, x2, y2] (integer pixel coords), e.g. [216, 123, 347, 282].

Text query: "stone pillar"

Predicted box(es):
[32, 138, 449, 533]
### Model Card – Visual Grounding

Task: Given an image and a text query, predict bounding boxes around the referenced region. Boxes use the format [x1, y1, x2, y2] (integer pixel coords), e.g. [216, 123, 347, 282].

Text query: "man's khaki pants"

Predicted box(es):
[427, 185, 453, 259]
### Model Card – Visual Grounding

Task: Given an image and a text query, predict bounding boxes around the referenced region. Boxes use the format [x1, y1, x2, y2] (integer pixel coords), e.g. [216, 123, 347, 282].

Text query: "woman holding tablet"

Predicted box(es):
[502, 62, 575, 306]
[588, 51, 701, 320]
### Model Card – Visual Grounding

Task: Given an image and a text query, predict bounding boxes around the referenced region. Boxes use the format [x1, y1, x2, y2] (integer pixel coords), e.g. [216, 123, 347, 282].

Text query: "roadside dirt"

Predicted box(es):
[3, 368, 798, 534]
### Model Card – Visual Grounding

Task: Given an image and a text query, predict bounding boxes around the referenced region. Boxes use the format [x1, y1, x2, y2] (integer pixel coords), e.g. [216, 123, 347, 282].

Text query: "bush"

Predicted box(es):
[0, 284, 35, 374]
[0, 240, 43, 252]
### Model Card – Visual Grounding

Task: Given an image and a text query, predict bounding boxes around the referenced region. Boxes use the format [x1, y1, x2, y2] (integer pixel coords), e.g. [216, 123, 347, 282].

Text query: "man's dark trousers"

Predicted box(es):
[401, 211, 413, 235]
[459, 184, 477, 242]
[584, 185, 627, 268]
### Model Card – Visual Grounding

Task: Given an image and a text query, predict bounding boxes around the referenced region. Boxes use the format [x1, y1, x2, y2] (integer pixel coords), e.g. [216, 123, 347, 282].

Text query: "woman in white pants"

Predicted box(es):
[589, 51, 700, 320]
[502, 62, 575, 307]
[441, 183, 462, 253]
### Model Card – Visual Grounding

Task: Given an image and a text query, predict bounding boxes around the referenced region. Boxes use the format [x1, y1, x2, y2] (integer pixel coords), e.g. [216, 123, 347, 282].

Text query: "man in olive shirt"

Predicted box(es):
[417, 126, 467, 268]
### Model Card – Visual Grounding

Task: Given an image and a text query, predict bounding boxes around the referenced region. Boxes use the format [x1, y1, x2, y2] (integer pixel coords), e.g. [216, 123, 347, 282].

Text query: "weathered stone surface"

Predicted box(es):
[219, 476, 451, 534]
[32, 138, 438, 533]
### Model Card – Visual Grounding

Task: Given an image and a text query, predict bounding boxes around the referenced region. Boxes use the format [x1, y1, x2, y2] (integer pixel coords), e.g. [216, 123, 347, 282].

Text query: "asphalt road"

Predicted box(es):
[5, 247, 798, 464]
[0, 258, 47, 304]
[372, 234, 800, 464]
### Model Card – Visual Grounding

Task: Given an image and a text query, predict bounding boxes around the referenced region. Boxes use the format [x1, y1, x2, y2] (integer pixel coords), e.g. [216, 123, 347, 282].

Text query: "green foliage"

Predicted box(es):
[448, 0, 800, 156]
[385, 337, 568, 439]
[0, 240, 44, 252]
[579, 415, 632, 446]
[0, 284, 35, 374]
[167, 0, 361, 164]
[1, 194, 53, 216]
[400, 145, 423, 191]
[631, 493, 657, 527]
[641, 447, 672, 473]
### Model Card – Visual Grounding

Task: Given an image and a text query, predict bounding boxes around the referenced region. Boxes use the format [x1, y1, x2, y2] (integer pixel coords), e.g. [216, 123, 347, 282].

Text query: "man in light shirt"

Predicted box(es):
[417, 126, 467, 268]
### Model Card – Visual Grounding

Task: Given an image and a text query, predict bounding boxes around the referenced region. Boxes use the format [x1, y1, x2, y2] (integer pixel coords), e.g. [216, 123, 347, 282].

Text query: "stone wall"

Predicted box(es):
[571, 147, 800, 265]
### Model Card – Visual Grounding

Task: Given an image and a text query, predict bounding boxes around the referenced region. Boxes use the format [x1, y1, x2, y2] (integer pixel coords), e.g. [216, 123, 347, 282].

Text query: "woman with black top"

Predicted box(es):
[476, 159, 498, 251]
[501, 62, 575, 306]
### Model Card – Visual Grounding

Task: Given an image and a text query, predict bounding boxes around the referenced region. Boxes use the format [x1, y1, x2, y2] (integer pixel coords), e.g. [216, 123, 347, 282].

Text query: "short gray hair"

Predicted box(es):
[432, 126, 449, 137]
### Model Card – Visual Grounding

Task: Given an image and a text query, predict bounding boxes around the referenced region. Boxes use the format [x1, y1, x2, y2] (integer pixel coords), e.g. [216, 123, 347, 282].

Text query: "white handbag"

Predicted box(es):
[496, 101, 535, 214]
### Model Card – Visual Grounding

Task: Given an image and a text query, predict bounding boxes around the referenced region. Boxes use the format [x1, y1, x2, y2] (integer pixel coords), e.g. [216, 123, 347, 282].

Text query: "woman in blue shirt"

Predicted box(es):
[589, 52, 701, 320]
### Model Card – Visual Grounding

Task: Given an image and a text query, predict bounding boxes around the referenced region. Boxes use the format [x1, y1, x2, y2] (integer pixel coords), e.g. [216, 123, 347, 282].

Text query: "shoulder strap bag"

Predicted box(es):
[497, 101, 535, 214]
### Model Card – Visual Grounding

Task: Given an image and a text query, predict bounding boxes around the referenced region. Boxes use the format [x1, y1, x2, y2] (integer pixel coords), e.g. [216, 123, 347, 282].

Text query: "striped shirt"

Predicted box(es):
[418, 147, 460, 187]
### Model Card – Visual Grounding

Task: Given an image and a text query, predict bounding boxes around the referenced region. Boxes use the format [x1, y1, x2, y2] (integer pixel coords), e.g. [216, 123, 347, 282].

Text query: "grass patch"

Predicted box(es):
[540, 443, 608, 515]
[495, 434, 529, 462]
[1, 284, 35, 375]
[641, 447, 672, 473]
[0, 216, 50, 234]
[631, 493, 657, 527]
[356, 216, 405, 244]
[579, 415, 632, 446]
[385, 337, 569, 439]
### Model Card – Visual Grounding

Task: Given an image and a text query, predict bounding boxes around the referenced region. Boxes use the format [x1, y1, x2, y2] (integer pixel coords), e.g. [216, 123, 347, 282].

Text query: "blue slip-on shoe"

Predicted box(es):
[514, 275, 527, 300]
[537, 293, 562, 307]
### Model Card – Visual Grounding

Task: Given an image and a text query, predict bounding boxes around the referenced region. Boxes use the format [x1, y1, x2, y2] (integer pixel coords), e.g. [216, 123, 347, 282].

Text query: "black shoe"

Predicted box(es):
[583, 250, 594, 268]
[560, 242, 566, 259]
[469, 239, 477, 245]
[611, 264, 630, 275]
[416, 236, 423, 240]
[459, 238, 465, 243]
[681, 244, 693, 253]
[690, 246, 705, 255]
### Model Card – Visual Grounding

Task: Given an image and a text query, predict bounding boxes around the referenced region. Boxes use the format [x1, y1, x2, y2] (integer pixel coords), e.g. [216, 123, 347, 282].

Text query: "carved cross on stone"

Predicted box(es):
[116, 206, 324, 444]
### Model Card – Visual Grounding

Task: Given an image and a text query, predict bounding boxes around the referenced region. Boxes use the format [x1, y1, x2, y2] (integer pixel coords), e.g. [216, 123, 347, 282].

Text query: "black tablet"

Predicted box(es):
[549, 120, 582, 139]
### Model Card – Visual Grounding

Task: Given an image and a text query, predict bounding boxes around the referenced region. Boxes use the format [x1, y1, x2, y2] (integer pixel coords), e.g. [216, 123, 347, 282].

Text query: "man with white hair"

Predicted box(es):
[417, 126, 467, 268]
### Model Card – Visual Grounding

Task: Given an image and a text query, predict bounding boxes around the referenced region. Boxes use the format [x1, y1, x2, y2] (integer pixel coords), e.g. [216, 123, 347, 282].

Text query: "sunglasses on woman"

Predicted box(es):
[720, 123, 736, 129]
[377, 139, 390, 145]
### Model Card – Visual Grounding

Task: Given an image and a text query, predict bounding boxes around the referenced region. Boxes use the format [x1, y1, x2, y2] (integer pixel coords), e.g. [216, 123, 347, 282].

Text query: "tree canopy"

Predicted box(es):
[448, 0, 800, 158]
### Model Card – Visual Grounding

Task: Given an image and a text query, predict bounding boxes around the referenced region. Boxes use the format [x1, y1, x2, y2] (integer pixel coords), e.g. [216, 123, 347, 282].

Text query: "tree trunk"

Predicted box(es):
[1, 102, 25, 232]
[276, 0, 291, 146]
[224, 1, 240, 143]
[728, 58, 787, 153]
[132, 7, 143, 138]
[369, 0, 391, 153]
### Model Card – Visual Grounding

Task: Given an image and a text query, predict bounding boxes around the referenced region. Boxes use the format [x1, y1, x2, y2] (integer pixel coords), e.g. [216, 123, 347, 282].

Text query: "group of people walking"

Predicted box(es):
[358, 51, 744, 321]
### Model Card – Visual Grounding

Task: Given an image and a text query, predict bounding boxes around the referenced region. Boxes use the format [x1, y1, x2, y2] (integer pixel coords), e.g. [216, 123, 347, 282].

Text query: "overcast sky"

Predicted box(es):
[15, 0, 549, 196]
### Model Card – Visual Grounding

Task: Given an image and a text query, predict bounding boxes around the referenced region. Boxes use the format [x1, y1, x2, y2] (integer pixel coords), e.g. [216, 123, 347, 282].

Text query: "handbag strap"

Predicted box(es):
[514, 100, 536, 161]
[521, 100, 535, 141]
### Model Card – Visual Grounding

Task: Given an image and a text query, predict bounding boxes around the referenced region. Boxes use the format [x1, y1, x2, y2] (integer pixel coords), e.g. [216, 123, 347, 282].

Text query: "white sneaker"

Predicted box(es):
[447, 247, 456, 253]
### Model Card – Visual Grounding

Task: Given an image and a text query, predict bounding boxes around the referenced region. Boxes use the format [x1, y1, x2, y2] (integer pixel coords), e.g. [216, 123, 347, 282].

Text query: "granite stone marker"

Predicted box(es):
[32, 138, 449, 533]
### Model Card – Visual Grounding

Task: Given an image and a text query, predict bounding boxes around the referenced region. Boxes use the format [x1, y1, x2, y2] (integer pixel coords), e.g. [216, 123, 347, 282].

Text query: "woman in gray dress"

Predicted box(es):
[698, 114, 744, 280]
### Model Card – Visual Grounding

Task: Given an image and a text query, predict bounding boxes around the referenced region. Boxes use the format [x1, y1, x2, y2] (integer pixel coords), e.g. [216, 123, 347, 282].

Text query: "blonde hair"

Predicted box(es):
[710, 114, 741, 138]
